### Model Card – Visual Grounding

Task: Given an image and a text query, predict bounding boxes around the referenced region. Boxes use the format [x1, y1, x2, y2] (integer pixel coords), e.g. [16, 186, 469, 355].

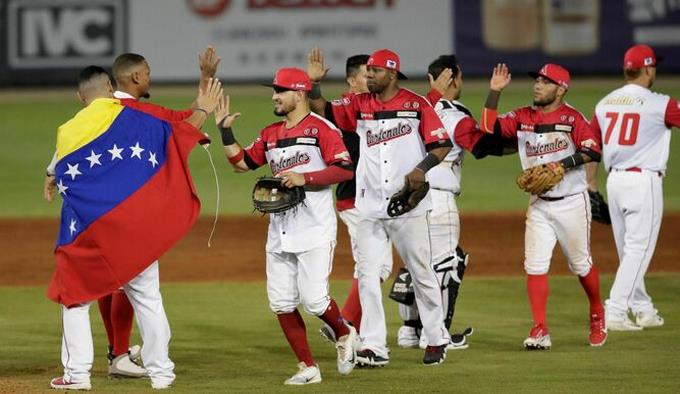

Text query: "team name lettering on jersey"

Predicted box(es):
[366, 122, 413, 147]
[525, 138, 569, 157]
[270, 151, 311, 174]
[602, 95, 645, 106]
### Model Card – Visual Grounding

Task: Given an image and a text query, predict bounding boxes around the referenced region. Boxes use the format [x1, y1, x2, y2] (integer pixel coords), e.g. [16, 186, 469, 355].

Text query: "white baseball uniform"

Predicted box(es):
[328, 88, 452, 358]
[243, 112, 351, 316]
[495, 103, 601, 276]
[592, 84, 680, 319]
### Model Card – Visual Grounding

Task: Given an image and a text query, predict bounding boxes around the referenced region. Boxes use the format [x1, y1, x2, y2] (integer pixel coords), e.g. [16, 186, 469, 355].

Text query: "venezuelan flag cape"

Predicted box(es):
[47, 98, 206, 306]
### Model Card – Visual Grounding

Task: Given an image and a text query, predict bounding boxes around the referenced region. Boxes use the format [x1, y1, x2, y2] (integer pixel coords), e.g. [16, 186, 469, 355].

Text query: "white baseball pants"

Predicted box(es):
[605, 170, 663, 318]
[524, 192, 593, 276]
[339, 207, 393, 281]
[356, 214, 450, 358]
[266, 242, 335, 316]
[59, 262, 175, 388]
[399, 189, 460, 321]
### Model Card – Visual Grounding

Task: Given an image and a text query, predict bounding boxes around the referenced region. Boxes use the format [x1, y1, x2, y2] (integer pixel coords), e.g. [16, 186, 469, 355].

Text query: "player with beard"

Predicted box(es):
[480, 63, 607, 349]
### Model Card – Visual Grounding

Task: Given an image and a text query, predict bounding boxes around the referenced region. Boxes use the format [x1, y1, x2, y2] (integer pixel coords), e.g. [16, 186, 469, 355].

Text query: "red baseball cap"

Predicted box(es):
[264, 67, 312, 92]
[528, 63, 570, 89]
[367, 49, 408, 80]
[623, 44, 662, 70]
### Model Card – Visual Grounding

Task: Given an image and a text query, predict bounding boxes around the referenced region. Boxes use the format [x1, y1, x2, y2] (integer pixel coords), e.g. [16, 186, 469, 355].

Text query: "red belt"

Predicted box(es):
[616, 167, 663, 177]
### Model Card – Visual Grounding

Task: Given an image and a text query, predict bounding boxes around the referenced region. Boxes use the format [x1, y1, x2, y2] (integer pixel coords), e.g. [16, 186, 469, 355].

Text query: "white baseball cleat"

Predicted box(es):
[50, 377, 92, 391]
[606, 316, 643, 331]
[284, 362, 322, 385]
[523, 324, 551, 350]
[419, 327, 473, 350]
[151, 379, 173, 390]
[129, 345, 142, 363]
[336, 325, 357, 375]
[397, 326, 420, 348]
[109, 352, 148, 378]
[635, 311, 664, 328]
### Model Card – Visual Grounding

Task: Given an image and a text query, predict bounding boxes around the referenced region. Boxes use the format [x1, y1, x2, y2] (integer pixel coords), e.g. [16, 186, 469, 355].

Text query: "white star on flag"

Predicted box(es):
[85, 150, 102, 168]
[57, 179, 68, 195]
[64, 163, 82, 180]
[130, 142, 145, 159]
[108, 144, 124, 160]
[148, 152, 158, 168]
[69, 218, 77, 235]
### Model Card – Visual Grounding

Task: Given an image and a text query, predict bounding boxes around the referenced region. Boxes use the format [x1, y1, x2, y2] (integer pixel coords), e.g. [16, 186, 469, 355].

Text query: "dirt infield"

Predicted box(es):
[1, 214, 678, 286]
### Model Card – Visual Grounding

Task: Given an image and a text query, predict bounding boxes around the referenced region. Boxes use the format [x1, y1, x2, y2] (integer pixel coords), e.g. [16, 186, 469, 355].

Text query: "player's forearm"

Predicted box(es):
[585, 162, 599, 191]
[558, 151, 597, 171]
[415, 147, 450, 174]
[481, 90, 501, 133]
[303, 164, 353, 186]
[220, 126, 249, 172]
[185, 109, 208, 129]
[309, 83, 327, 116]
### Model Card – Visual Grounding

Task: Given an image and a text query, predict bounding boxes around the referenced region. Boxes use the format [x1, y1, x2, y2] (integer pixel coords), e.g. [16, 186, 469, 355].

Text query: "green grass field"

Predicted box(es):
[1, 275, 678, 393]
[1, 77, 680, 217]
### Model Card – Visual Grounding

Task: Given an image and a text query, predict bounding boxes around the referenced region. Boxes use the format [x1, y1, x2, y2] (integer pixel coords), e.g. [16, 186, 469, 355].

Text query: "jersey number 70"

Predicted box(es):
[604, 112, 640, 146]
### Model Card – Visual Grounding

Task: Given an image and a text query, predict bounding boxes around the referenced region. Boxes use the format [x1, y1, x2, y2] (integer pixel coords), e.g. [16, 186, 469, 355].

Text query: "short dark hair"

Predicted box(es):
[112, 53, 146, 80]
[428, 55, 460, 80]
[624, 68, 642, 80]
[346, 54, 369, 78]
[78, 65, 111, 86]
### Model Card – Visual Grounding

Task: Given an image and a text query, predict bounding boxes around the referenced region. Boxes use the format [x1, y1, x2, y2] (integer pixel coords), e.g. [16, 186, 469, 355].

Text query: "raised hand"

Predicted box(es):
[429, 68, 453, 94]
[215, 94, 241, 128]
[199, 46, 221, 79]
[196, 78, 223, 114]
[43, 175, 56, 203]
[490, 63, 512, 92]
[307, 47, 330, 83]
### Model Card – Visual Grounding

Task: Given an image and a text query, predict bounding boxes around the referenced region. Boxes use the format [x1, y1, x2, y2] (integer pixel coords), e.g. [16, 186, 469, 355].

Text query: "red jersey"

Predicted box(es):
[114, 91, 193, 122]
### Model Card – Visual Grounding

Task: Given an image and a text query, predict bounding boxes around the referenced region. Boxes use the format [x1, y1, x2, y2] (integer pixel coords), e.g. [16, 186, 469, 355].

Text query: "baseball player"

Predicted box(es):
[44, 48, 220, 378]
[480, 63, 608, 349]
[313, 48, 453, 366]
[591, 45, 680, 330]
[47, 66, 222, 390]
[216, 67, 358, 385]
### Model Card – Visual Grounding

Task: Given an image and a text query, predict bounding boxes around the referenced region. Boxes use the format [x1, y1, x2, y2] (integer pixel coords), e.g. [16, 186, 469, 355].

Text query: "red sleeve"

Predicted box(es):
[590, 114, 602, 138]
[243, 131, 268, 168]
[419, 103, 452, 150]
[453, 117, 484, 152]
[426, 89, 442, 106]
[328, 95, 357, 132]
[121, 99, 193, 121]
[496, 110, 520, 139]
[318, 126, 352, 167]
[665, 97, 680, 128]
[303, 165, 353, 186]
[572, 113, 602, 155]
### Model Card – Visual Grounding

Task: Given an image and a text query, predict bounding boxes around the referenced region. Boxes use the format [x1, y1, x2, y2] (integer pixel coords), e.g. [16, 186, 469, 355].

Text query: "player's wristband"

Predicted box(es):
[559, 153, 585, 170]
[309, 83, 322, 100]
[415, 153, 440, 173]
[219, 125, 236, 146]
[484, 90, 501, 110]
[194, 108, 208, 116]
[228, 148, 245, 165]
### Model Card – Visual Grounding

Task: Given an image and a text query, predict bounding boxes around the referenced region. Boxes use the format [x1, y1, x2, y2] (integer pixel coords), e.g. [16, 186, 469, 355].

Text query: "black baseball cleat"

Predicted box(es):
[423, 345, 447, 365]
[356, 349, 389, 368]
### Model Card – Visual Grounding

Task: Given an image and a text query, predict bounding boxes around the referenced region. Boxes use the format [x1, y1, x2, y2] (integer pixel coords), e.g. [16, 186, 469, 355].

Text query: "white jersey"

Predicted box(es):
[496, 104, 600, 198]
[328, 88, 451, 219]
[594, 84, 677, 172]
[429, 99, 469, 193]
[244, 113, 351, 253]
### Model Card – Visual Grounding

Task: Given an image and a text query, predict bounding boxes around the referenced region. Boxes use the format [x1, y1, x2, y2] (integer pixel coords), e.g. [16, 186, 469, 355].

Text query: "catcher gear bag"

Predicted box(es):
[588, 190, 611, 225]
[389, 267, 415, 305]
[252, 177, 306, 214]
[387, 178, 430, 217]
[516, 162, 565, 195]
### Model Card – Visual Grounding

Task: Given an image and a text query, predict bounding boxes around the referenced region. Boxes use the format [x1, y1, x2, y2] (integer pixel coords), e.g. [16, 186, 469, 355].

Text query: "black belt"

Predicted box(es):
[538, 196, 564, 202]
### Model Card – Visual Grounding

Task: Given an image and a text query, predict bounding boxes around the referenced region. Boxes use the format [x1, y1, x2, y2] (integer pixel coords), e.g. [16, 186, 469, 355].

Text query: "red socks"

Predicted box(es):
[97, 289, 135, 356]
[579, 265, 605, 315]
[527, 274, 549, 328]
[277, 310, 315, 367]
[320, 299, 350, 338]
[341, 278, 362, 332]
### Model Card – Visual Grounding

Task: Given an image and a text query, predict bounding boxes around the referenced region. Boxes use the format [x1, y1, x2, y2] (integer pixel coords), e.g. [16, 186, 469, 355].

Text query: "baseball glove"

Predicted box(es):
[252, 177, 306, 214]
[588, 190, 611, 225]
[516, 162, 565, 195]
[387, 177, 430, 217]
